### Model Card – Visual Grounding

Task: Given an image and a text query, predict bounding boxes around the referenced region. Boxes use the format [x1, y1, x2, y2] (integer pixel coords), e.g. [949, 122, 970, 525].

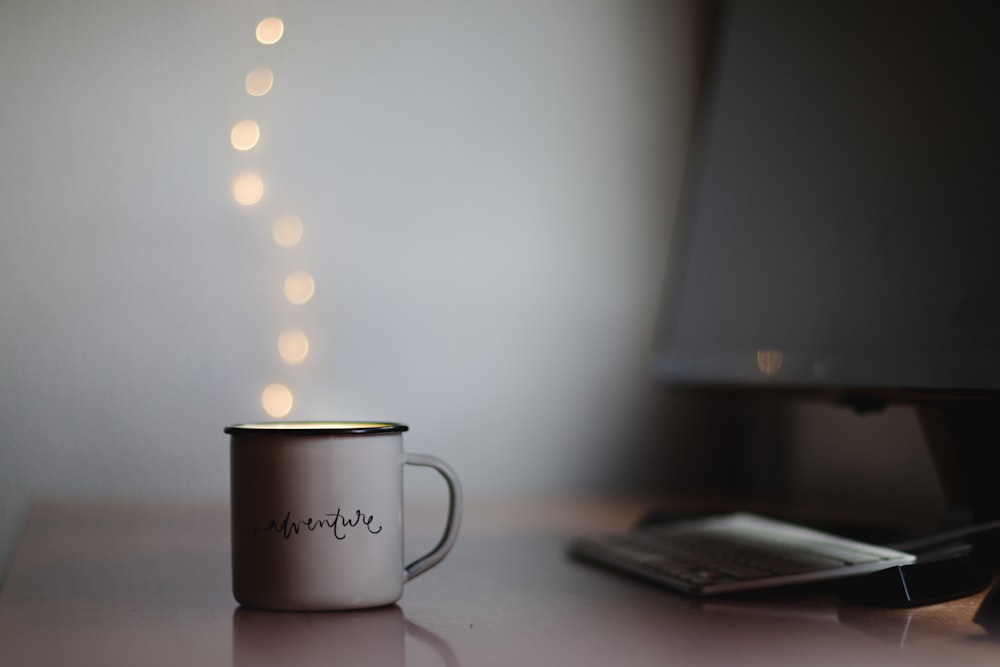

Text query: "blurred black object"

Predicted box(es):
[836, 543, 990, 607]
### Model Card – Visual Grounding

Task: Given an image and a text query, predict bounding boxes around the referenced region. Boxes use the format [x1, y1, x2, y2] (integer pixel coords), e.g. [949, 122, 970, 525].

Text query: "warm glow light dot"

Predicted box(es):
[278, 328, 310, 365]
[756, 349, 784, 376]
[245, 68, 274, 96]
[256, 17, 284, 45]
[230, 120, 260, 151]
[262, 383, 294, 418]
[283, 271, 315, 305]
[232, 172, 264, 206]
[273, 214, 304, 248]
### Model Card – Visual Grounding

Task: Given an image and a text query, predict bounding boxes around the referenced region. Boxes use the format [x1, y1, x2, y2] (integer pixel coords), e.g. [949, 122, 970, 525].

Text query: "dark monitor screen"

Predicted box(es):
[653, 0, 1000, 397]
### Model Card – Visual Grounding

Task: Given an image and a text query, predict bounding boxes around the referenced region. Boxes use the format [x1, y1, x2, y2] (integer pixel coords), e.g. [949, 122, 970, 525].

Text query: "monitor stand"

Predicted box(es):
[918, 397, 1000, 525]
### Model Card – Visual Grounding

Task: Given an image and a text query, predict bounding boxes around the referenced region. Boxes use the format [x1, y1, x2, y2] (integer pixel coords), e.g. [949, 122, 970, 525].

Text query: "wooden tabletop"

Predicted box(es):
[1, 501, 999, 666]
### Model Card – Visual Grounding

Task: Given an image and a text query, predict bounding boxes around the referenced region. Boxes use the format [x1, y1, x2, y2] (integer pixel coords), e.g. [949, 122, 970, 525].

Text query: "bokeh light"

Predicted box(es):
[283, 271, 315, 305]
[232, 172, 264, 206]
[262, 383, 294, 418]
[278, 328, 310, 365]
[756, 349, 784, 376]
[245, 68, 274, 96]
[256, 17, 284, 45]
[272, 214, 304, 248]
[230, 120, 260, 151]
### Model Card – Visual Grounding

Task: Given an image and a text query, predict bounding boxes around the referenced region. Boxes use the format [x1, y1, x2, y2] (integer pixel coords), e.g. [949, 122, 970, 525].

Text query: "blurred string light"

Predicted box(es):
[278, 328, 310, 365]
[230, 120, 260, 151]
[261, 383, 294, 418]
[232, 172, 264, 205]
[283, 270, 316, 305]
[272, 214, 304, 247]
[256, 17, 285, 45]
[230, 16, 315, 419]
[245, 68, 274, 96]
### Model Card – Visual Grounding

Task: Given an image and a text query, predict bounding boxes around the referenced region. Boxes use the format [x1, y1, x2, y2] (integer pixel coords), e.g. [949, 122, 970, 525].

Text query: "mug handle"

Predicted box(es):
[403, 453, 463, 581]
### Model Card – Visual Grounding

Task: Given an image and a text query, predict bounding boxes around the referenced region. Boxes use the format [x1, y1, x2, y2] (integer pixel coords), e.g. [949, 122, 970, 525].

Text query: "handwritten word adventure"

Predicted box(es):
[255, 510, 383, 540]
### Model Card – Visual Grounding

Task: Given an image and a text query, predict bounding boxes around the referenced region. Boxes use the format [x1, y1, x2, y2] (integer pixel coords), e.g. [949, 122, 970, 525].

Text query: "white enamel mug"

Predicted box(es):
[226, 422, 462, 611]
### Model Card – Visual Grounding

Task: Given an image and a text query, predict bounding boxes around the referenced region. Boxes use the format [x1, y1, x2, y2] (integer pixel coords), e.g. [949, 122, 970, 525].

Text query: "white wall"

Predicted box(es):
[0, 0, 704, 571]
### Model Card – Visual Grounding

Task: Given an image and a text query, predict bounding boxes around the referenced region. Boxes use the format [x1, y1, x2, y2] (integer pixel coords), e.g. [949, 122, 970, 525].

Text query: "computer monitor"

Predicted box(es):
[653, 0, 1000, 521]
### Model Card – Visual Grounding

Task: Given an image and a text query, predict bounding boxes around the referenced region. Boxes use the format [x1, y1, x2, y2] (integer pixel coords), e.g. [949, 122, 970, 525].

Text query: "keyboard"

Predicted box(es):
[568, 512, 916, 596]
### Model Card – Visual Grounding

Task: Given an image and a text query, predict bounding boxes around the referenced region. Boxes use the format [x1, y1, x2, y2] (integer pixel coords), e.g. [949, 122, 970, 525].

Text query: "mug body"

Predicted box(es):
[229, 424, 406, 610]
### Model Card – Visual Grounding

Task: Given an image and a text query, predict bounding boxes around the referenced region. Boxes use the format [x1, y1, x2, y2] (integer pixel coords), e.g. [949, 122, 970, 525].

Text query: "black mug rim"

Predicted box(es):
[224, 422, 409, 436]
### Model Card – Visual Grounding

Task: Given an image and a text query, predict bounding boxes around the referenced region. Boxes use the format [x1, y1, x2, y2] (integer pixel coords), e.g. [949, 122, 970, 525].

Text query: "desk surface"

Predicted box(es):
[1, 501, 999, 666]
